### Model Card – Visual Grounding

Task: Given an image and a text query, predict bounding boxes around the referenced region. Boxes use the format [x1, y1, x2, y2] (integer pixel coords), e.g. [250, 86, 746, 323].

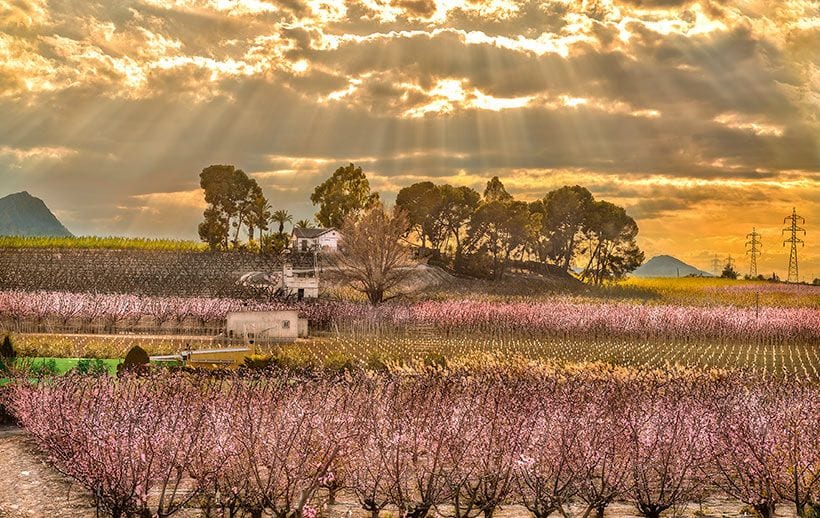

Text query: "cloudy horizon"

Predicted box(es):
[1, 0, 818, 278]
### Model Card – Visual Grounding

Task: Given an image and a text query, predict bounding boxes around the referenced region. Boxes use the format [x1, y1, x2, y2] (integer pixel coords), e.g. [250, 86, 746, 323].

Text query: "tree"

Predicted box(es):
[580, 201, 644, 284]
[295, 219, 313, 229]
[199, 207, 229, 251]
[0, 335, 15, 372]
[270, 210, 293, 234]
[311, 163, 380, 228]
[199, 164, 266, 249]
[246, 186, 270, 243]
[395, 182, 444, 250]
[438, 185, 480, 264]
[483, 176, 513, 203]
[332, 205, 417, 304]
[721, 262, 739, 279]
[464, 199, 531, 280]
[533, 186, 595, 271]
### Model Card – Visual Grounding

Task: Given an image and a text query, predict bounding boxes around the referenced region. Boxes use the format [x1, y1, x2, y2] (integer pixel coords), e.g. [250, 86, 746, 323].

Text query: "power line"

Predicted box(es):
[782, 207, 806, 283]
[710, 254, 721, 276]
[745, 228, 761, 278]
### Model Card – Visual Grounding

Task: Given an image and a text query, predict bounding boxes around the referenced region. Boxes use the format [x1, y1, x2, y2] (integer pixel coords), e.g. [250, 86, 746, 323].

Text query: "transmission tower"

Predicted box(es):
[782, 207, 805, 283]
[745, 228, 761, 277]
[711, 254, 721, 276]
[725, 255, 735, 270]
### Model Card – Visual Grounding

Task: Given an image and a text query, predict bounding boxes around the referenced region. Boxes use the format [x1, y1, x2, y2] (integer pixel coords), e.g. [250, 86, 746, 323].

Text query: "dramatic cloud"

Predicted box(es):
[0, 0, 818, 278]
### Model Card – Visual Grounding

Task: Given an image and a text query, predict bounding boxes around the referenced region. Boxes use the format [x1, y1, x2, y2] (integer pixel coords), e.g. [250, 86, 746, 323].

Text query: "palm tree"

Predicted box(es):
[270, 209, 293, 234]
[295, 218, 313, 229]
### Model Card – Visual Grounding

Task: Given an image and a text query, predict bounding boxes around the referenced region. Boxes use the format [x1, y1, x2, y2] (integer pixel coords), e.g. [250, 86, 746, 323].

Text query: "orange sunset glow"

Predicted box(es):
[1, 0, 818, 278]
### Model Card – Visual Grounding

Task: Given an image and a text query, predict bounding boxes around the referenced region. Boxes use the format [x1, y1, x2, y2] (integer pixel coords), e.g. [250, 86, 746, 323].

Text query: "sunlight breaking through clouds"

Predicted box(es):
[0, 0, 818, 275]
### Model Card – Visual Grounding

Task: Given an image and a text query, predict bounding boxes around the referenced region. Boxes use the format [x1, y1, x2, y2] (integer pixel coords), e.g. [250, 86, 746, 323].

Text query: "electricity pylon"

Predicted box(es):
[745, 228, 761, 277]
[782, 208, 805, 283]
[711, 254, 721, 276]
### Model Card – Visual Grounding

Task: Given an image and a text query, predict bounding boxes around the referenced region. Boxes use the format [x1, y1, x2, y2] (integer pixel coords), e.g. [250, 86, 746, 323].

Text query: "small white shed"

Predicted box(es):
[226, 311, 308, 342]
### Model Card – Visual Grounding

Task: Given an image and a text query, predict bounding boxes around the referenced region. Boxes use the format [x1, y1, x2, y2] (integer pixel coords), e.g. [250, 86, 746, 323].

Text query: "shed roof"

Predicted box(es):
[292, 227, 337, 239]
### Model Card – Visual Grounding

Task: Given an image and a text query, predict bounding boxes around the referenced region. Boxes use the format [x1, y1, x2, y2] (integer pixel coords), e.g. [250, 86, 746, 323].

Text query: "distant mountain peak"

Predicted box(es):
[631, 255, 713, 278]
[0, 191, 73, 237]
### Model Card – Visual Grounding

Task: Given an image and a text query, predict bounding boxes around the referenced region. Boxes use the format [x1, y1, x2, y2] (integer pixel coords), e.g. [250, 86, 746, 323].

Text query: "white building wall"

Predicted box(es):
[226, 311, 301, 342]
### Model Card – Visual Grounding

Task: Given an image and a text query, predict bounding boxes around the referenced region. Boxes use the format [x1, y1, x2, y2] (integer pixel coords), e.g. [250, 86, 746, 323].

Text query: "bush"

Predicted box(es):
[365, 351, 392, 372]
[0, 335, 16, 372]
[30, 358, 58, 378]
[423, 352, 447, 369]
[117, 346, 150, 375]
[323, 352, 355, 373]
[75, 358, 109, 376]
[242, 354, 273, 370]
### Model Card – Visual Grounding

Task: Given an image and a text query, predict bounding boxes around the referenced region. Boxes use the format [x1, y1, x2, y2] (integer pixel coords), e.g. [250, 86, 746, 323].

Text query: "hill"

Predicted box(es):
[0, 191, 73, 237]
[631, 255, 712, 278]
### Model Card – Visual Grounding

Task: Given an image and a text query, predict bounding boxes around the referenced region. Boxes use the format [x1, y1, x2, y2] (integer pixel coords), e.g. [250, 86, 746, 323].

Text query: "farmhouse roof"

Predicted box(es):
[292, 227, 337, 239]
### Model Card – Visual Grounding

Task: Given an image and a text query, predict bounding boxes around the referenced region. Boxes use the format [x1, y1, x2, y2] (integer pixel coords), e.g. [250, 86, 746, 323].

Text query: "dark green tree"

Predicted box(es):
[395, 181, 445, 250]
[580, 201, 644, 284]
[0, 335, 15, 372]
[464, 199, 531, 280]
[438, 184, 480, 264]
[271, 209, 293, 234]
[483, 176, 513, 202]
[199, 164, 265, 249]
[531, 186, 594, 271]
[245, 184, 270, 242]
[198, 206, 228, 251]
[721, 262, 739, 279]
[310, 163, 380, 228]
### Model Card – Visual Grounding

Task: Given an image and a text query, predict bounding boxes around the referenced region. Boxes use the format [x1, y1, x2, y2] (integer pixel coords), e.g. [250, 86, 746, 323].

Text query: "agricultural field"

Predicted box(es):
[2, 367, 819, 518]
[0, 277, 818, 517]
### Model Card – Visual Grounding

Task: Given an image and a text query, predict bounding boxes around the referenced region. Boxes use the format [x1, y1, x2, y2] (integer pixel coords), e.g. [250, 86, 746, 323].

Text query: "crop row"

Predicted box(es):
[1, 291, 818, 345]
[0, 248, 298, 298]
[5, 369, 818, 518]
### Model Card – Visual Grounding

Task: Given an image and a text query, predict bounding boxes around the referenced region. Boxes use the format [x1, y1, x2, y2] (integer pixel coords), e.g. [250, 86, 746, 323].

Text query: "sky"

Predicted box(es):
[0, 0, 818, 279]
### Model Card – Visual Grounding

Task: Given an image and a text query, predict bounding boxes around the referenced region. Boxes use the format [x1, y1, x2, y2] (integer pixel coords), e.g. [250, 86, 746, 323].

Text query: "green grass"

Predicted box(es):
[0, 235, 206, 251]
[21, 357, 121, 375]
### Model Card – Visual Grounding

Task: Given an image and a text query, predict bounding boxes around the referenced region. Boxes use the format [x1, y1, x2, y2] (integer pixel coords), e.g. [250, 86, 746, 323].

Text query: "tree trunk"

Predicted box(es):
[753, 502, 776, 518]
[483, 509, 494, 518]
[595, 504, 606, 518]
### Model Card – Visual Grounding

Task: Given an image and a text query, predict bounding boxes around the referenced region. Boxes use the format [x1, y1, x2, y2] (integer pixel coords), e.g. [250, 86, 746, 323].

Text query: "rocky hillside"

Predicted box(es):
[0, 191, 72, 237]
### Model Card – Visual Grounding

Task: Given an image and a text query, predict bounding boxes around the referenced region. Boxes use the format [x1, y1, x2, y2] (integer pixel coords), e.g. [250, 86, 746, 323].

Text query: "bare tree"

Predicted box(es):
[333, 205, 418, 304]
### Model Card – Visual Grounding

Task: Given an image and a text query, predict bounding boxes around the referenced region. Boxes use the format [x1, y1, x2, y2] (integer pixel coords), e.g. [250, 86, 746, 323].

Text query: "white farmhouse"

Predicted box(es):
[226, 310, 309, 343]
[292, 227, 341, 252]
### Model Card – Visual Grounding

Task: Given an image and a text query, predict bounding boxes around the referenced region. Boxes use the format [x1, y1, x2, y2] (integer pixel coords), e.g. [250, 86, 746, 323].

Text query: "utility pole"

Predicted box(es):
[711, 254, 721, 276]
[782, 207, 805, 283]
[745, 228, 762, 277]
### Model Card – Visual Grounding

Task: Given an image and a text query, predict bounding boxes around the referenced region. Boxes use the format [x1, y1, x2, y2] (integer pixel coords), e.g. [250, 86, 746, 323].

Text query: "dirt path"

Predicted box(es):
[0, 427, 94, 517]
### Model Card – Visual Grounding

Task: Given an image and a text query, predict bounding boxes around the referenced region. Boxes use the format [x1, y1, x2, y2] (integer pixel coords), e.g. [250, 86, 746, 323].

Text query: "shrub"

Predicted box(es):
[422, 352, 447, 369]
[270, 346, 317, 372]
[75, 358, 109, 376]
[30, 358, 58, 377]
[117, 346, 150, 375]
[243, 354, 273, 370]
[323, 352, 355, 373]
[0, 335, 15, 372]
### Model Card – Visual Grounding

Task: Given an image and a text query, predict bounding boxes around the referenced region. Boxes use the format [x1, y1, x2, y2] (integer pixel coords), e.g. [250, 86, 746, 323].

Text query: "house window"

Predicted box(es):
[283, 320, 291, 329]
[301, 240, 307, 251]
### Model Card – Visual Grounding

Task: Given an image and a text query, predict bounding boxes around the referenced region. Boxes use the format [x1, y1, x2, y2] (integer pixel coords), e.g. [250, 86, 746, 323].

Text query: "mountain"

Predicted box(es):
[631, 255, 712, 278]
[0, 191, 73, 237]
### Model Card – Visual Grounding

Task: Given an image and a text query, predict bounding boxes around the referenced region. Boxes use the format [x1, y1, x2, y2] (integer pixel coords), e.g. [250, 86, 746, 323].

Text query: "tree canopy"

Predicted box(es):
[198, 164, 269, 251]
[310, 163, 380, 228]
